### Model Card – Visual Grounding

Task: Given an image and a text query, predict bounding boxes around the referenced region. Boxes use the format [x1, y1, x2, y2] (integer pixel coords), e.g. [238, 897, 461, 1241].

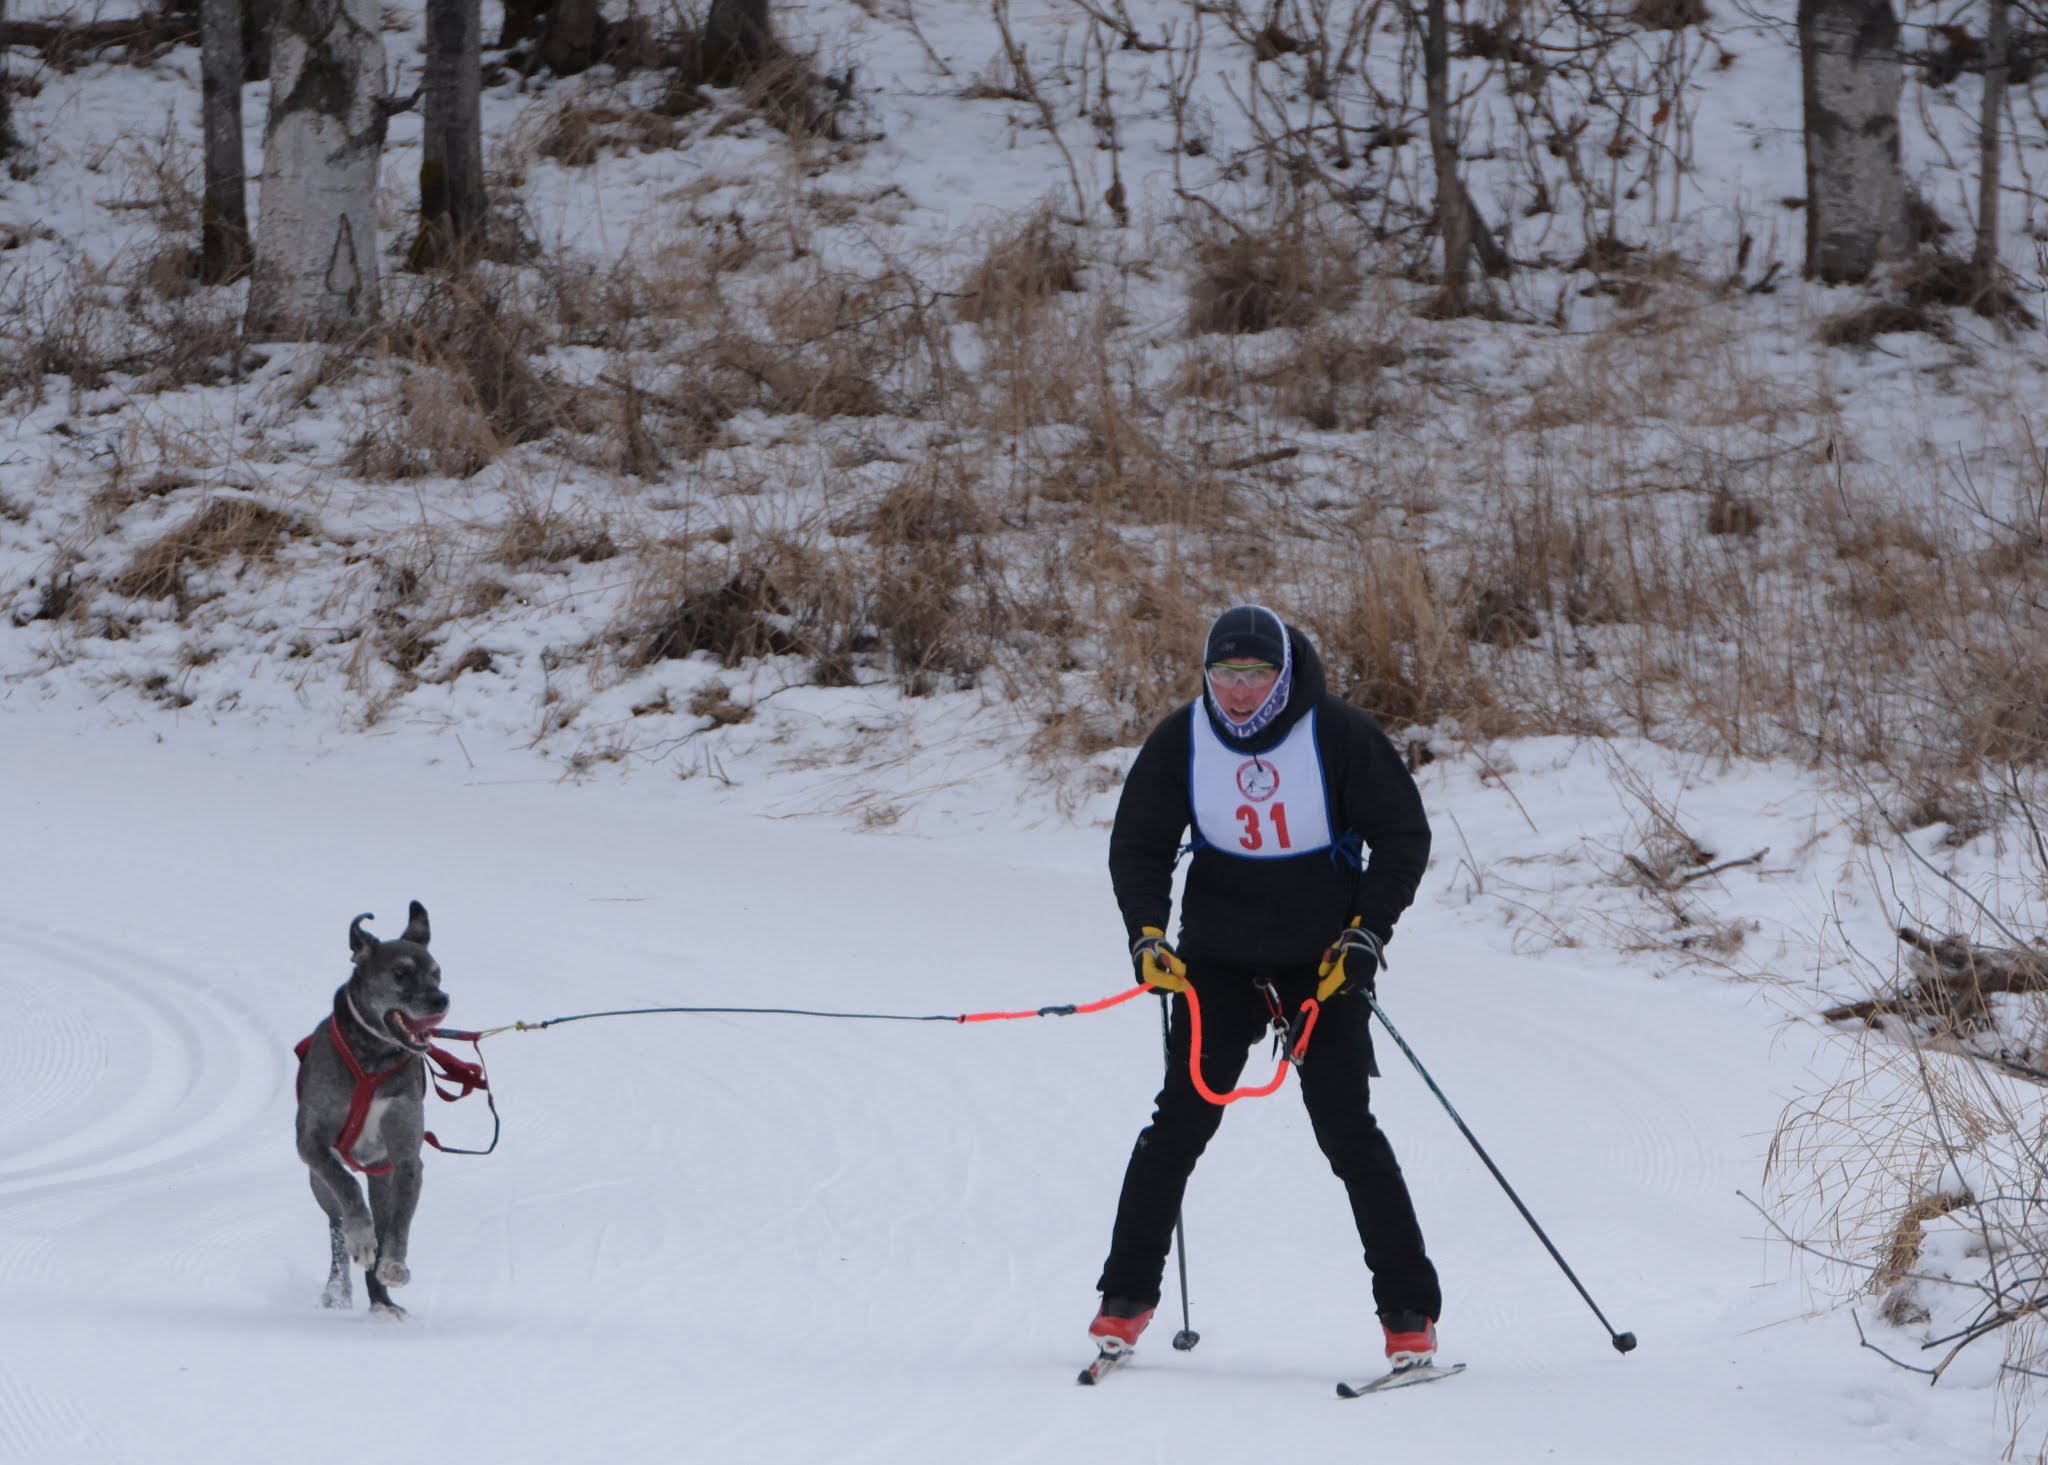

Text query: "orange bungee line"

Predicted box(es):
[467, 976, 1321, 1109]
[1176, 981, 1320, 1105]
[961, 980, 1320, 1105]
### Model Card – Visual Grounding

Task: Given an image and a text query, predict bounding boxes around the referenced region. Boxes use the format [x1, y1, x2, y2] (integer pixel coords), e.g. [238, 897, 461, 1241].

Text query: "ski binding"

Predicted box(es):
[1077, 1342, 1132, 1385]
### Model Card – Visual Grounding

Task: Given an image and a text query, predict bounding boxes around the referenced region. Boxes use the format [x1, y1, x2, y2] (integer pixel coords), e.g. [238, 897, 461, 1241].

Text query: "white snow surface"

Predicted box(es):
[0, 702, 2022, 1464]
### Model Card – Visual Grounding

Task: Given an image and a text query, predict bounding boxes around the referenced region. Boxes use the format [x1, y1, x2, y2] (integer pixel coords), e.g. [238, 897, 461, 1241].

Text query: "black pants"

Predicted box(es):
[1095, 959, 1442, 1321]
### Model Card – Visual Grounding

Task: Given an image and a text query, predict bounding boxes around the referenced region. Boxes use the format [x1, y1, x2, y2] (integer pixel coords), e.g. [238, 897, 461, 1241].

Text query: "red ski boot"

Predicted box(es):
[1088, 1296, 1156, 1355]
[1381, 1310, 1438, 1369]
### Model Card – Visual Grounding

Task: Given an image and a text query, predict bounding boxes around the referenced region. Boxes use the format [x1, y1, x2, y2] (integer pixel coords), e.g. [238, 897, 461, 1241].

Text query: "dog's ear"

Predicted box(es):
[401, 900, 431, 948]
[349, 912, 378, 963]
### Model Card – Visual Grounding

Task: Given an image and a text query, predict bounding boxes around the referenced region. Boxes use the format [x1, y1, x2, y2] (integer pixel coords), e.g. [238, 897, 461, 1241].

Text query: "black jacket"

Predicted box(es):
[1108, 627, 1432, 968]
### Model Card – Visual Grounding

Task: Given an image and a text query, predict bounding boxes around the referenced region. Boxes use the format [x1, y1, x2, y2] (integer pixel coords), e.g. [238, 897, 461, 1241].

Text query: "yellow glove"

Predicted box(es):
[1316, 918, 1385, 1002]
[1131, 926, 1190, 993]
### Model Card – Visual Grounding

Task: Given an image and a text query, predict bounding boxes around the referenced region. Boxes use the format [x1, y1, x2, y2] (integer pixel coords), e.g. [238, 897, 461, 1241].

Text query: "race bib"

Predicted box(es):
[1188, 703, 1333, 859]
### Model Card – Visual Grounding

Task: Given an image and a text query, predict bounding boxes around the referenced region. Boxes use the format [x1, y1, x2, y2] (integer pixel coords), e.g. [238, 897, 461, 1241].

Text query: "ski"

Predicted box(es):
[1335, 1361, 1466, 1397]
[1077, 1345, 1133, 1385]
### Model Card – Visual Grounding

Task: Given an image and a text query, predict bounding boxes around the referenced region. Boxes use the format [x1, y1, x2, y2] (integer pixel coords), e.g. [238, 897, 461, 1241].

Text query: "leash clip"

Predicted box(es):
[1282, 1006, 1315, 1068]
[1258, 981, 1287, 1058]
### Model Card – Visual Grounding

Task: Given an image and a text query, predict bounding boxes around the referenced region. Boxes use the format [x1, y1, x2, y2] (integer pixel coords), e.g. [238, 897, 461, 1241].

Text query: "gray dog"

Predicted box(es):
[294, 901, 449, 1317]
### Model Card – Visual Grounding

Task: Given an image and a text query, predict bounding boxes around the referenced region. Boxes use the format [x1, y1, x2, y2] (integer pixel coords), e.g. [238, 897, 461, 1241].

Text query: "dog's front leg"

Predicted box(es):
[323, 1217, 354, 1308]
[300, 1135, 378, 1272]
[367, 1157, 422, 1302]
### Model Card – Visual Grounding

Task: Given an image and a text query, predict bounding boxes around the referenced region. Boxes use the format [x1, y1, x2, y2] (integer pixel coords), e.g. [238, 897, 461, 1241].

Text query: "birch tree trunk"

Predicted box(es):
[1798, 0, 1909, 283]
[1422, 0, 1472, 314]
[200, 0, 251, 282]
[245, 0, 387, 338]
[1974, 0, 2009, 270]
[413, 0, 485, 267]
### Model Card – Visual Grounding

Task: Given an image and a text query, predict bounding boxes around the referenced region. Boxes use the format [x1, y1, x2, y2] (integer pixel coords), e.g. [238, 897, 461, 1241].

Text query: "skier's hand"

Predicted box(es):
[1132, 926, 1189, 993]
[1316, 919, 1385, 1001]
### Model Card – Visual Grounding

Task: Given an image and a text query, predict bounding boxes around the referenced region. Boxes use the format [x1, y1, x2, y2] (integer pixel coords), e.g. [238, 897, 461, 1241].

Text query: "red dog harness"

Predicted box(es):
[294, 1015, 493, 1174]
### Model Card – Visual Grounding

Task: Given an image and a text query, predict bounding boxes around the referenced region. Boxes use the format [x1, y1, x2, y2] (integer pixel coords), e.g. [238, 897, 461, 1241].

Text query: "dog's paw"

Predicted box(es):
[374, 1258, 410, 1288]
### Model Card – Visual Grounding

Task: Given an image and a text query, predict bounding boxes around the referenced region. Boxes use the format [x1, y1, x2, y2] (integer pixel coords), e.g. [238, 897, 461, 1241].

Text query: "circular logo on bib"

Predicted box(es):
[1236, 758, 1280, 802]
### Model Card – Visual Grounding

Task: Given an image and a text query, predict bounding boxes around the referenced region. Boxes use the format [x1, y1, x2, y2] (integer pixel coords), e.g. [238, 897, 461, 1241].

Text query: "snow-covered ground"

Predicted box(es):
[0, 700, 2023, 1463]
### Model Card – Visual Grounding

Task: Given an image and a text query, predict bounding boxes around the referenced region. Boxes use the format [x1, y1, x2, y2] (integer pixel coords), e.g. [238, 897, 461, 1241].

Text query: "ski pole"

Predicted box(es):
[1160, 994, 1200, 1352]
[1367, 991, 1638, 1355]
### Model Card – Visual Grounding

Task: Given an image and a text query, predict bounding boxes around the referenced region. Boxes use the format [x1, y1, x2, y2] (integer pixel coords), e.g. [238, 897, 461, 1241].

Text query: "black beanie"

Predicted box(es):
[1205, 605, 1288, 667]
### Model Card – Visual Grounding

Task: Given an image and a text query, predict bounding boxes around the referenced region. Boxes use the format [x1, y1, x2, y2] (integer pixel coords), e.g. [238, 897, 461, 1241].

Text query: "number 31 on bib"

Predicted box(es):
[1235, 803, 1295, 851]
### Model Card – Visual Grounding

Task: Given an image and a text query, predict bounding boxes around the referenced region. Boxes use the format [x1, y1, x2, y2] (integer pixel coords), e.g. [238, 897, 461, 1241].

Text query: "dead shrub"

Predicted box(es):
[872, 541, 971, 695]
[1897, 253, 2035, 325]
[88, 468, 198, 524]
[955, 208, 1084, 325]
[1628, 0, 1709, 29]
[1563, 515, 1635, 627]
[138, 242, 201, 301]
[1278, 326, 1404, 431]
[627, 565, 804, 668]
[534, 101, 679, 167]
[658, 11, 857, 143]
[112, 498, 309, 613]
[688, 679, 756, 726]
[138, 300, 261, 392]
[713, 335, 884, 418]
[1305, 547, 1503, 732]
[461, 577, 515, 617]
[1092, 577, 1211, 740]
[490, 495, 620, 567]
[0, 272, 117, 400]
[709, 265, 945, 419]
[1956, 645, 2048, 765]
[1873, 1189, 1971, 1294]
[348, 367, 502, 480]
[1186, 206, 1358, 336]
[862, 464, 989, 544]
[1817, 302, 1942, 348]
[435, 646, 496, 682]
[386, 278, 560, 445]
[1825, 505, 1940, 566]
[1705, 485, 1766, 536]
[1457, 584, 1542, 647]
[738, 50, 858, 142]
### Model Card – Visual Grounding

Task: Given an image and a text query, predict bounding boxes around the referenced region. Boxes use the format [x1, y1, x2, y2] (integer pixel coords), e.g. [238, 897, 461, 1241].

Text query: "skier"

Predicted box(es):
[1088, 604, 1441, 1373]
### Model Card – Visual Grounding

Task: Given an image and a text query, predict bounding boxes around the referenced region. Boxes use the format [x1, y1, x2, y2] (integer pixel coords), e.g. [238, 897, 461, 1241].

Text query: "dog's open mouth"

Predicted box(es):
[385, 1009, 439, 1052]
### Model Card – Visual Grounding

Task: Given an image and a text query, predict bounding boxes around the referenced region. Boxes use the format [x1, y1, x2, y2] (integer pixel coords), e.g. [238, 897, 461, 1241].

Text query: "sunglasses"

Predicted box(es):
[1206, 662, 1280, 689]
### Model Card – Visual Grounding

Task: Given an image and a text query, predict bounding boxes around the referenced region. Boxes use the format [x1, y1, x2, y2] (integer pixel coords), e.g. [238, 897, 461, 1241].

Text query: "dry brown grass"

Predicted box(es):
[704, 262, 950, 421]
[1301, 545, 1511, 734]
[621, 558, 807, 670]
[954, 207, 1084, 326]
[490, 492, 621, 567]
[687, 679, 756, 726]
[111, 498, 311, 615]
[1185, 204, 1359, 337]
[534, 101, 680, 166]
